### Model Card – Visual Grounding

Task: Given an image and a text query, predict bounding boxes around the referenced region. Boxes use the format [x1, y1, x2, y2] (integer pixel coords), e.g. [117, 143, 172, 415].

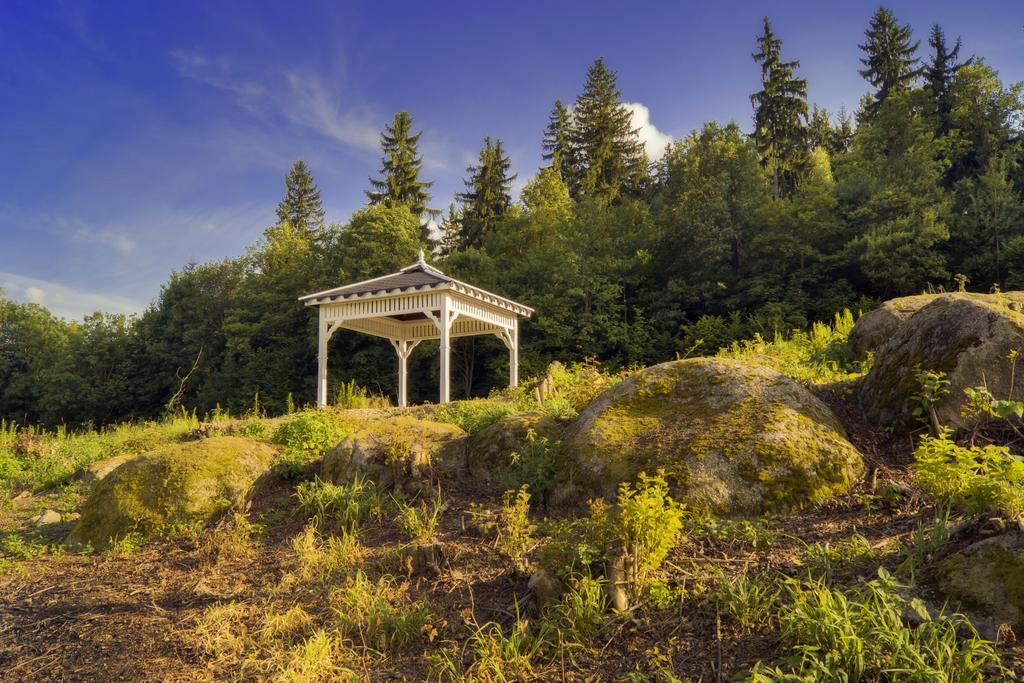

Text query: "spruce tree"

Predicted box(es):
[276, 160, 325, 235]
[542, 99, 578, 191]
[456, 137, 516, 250]
[366, 111, 433, 217]
[858, 6, 921, 117]
[925, 23, 971, 136]
[807, 105, 833, 153]
[571, 58, 647, 202]
[832, 107, 855, 154]
[751, 17, 808, 198]
[437, 203, 463, 257]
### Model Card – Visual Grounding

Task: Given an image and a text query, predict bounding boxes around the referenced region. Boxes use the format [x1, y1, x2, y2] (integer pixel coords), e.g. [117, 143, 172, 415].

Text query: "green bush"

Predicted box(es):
[272, 410, 354, 460]
[612, 471, 684, 591]
[502, 430, 556, 505]
[435, 399, 521, 435]
[913, 432, 1024, 518]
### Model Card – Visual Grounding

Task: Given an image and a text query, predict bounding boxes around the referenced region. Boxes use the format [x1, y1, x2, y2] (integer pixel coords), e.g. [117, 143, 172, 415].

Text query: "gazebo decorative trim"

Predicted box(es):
[299, 252, 533, 407]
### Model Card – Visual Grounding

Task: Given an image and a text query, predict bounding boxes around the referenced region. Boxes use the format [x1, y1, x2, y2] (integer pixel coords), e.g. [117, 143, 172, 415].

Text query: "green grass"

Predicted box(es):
[295, 476, 385, 533]
[718, 310, 860, 384]
[913, 432, 1024, 518]
[434, 399, 522, 435]
[744, 569, 1004, 681]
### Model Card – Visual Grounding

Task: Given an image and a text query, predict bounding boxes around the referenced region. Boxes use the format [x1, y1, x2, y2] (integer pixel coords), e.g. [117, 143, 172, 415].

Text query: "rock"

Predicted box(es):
[69, 436, 277, 549]
[934, 529, 1024, 634]
[555, 357, 864, 515]
[32, 509, 62, 526]
[401, 542, 446, 576]
[78, 453, 136, 486]
[465, 412, 562, 481]
[528, 568, 565, 606]
[322, 417, 466, 492]
[860, 294, 1024, 432]
[65, 512, 81, 522]
[849, 292, 1024, 361]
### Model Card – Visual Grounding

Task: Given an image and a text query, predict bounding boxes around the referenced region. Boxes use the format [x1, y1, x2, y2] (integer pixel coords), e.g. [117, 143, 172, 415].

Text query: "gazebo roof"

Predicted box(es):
[298, 253, 533, 318]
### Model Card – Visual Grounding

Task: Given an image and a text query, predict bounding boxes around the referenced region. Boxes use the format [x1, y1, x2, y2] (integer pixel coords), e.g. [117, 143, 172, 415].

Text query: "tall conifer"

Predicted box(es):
[542, 99, 578, 191]
[456, 137, 516, 250]
[925, 24, 971, 136]
[571, 58, 647, 202]
[858, 6, 921, 117]
[366, 111, 433, 217]
[751, 17, 808, 198]
[276, 160, 325, 235]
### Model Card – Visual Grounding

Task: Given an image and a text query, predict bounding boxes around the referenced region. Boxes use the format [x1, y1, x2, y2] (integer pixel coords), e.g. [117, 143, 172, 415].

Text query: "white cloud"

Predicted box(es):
[169, 49, 267, 101]
[0, 271, 146, 320]
[280, 71, 380, 152]
[623, 102, 673, 161]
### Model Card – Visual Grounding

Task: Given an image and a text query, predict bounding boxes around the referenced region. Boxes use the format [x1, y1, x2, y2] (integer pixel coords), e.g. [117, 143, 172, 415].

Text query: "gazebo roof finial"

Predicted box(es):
[418, 249, 426, 267]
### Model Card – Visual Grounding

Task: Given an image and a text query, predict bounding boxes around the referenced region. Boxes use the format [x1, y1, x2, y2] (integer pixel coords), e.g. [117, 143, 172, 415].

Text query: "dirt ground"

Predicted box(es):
[2, 387, 1023, 681]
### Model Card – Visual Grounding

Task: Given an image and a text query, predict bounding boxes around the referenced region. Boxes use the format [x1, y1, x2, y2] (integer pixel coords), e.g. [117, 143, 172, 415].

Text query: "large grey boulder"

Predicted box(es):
[860, 294, 1024, 432]
[554, 357, 864, 515]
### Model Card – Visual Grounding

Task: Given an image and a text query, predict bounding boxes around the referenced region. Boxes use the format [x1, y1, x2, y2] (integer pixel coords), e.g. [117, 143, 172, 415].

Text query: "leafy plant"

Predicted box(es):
[434, 399, 521, 435]
[913, 432, 1024, 518]
[495, 486, 535, 568]
[394, 492, 443, 543]
[709, 570, 780, 632]
[334, 379, 391, 409]
[911, 367, 951, 435]
[502, 430, 556, 505]
[272, 410, 354, 461]
[610, 470, 684, 593]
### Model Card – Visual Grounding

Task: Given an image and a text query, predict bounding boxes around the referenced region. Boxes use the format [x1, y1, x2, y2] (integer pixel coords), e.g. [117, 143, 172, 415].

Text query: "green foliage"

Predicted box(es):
[743, 569, 1004, 681]
[329, 570, 435, 653]
[295, 476, 384, 533]
[494, 486, 535, 567]
[683, 514, 778, 551]
[719, 310, 859, 383]
[710, 570, 781, 632]
[913, 432, 1024, 518]
[896, 504, 954, 583]
[365, 111, 433, 217]
[333, 379, 390, 410]
[276, 160, 325, 235]
[911, 367, 951, 432]
[455, 137, 516, 250]
[502, 430, 556, 504]
[272, 410, 353, 461]
[394, 492, 443, 543]
[539, 575, 607, 645]
[611, 471, 684, 590]
[434, 399, 520, 435]
[801, 534, 881, 582]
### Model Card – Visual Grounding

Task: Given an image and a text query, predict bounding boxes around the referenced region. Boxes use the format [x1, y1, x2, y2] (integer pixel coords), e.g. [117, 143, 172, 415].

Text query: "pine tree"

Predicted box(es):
[456, 137, 516, 250]
[276, 160, 325, 235]
[925, 23, 971, 136]
[751, 17, 808, 198]
[437, 204, 463, 257]
[858, 6, 921, 117]
[366, 111, 433, 217]
[571, 58, 648, 202]
[807, 105, 833, 153]
[541, 99, 578, 191]
[831, 107, 855, 154]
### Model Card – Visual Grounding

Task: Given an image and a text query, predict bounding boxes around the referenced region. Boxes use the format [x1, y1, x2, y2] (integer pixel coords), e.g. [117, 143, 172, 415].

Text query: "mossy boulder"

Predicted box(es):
[934, 530, 1024, 634]
[69, 436, 277, 548]
[321, 417, 466, 491]
[860, 294, 1024, 432]
[849, 292, 1024, 361]
[554, 357, 863, 515]
[465, 412, 563, 481]
[78, 453, 136, 486]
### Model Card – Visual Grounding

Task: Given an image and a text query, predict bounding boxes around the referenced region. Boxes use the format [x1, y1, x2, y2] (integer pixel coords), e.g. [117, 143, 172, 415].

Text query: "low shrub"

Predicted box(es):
[913, 432, 1024, 518]
[495, 486, 535, 568]
[272, 410, 355, 461]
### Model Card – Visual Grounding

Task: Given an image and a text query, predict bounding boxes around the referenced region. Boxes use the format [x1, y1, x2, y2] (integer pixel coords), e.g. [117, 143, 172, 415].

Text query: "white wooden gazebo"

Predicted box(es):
[299, 253, 533, 407]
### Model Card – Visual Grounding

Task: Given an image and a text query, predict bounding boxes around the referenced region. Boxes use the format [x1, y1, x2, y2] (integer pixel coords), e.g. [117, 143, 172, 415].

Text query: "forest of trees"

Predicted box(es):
[2, 7, 1022, 427]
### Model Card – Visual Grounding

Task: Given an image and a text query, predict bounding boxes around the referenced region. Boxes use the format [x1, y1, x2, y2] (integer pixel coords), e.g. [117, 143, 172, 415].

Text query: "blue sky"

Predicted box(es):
[1, 1, 1022, 319]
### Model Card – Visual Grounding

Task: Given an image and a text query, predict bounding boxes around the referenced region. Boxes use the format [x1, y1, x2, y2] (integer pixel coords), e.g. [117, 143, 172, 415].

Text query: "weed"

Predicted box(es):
[329, 571, 435, 653]
[495, 486, 535, 568]
[435, 399, 521, 435]
[743, 569, 1004, 681]
[801, 533, 880, 582]
[913, 431, 1024, 518]
[106, 531, 146, 555]
[502, 430, 555, 506]
[540, 575, 607, 646]
[291, 524, 363, 583]
[394, 492, 443, 543]
[238, 418, 270, 439]
[611, 471, 684, 594]
[912, 367, 951, 435]
[272, 410, 355, 462]
[684, 514, 778, 551]
[434, 615, 540, 682]
[334, 379, 391, 409]
[295, 476, 384, 533]
[896, 504, 954, 584]
[273, 629, 356, 682]
[709, 570, 780, 632]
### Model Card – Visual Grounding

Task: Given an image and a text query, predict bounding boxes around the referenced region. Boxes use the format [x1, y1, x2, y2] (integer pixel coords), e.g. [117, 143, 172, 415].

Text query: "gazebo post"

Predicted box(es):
[391, 339, 419, 408]
[439, 295, 451, 404]
[510, 318, 519, 388]
[316, 313, 328, 407]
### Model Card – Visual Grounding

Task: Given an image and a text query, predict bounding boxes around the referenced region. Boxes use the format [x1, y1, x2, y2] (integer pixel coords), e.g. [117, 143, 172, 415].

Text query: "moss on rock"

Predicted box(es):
[465, 411, 563, 481]
[554, 357, 863, 515]
[321, 417, 466, 491]
[69, 436, 277, 548]
[860, 294, 1024, 432]
[934, 530, 1024, 633]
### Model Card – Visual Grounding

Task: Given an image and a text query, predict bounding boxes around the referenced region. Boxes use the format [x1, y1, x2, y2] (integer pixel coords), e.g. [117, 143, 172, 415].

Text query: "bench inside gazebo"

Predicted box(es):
[299, 253, 534, 407]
